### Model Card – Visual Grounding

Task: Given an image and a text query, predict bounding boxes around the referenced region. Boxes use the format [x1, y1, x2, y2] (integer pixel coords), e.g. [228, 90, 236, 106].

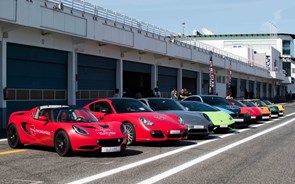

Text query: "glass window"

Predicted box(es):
[283, 40, 291, 55]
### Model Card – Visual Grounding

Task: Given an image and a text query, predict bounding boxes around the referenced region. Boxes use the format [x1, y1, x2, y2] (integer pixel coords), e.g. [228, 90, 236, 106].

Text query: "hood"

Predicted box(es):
[120, 112, 186, 129]
[215, 105, 241, 114]
[158, 110, 212, 126]
[204, 111, 235, 126]
[245, 107, 262, 116]
[71, 122, 124, 138]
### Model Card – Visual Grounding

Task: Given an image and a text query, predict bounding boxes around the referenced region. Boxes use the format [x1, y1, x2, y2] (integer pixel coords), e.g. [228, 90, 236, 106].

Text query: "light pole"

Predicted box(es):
[182, 22, 186, 36]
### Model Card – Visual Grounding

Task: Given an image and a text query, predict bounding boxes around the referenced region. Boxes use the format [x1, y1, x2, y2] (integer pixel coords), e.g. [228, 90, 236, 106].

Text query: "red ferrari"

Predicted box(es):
[84, 98, 188, 145]
[227, 99, 263, 122]
[7, 105, 127, 156]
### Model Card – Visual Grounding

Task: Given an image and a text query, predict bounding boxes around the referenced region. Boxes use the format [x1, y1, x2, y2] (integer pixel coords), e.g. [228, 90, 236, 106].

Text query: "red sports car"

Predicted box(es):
[7, 105, 127, 156]
[227, 99, 263, 122]
[84, 98, 188, 145]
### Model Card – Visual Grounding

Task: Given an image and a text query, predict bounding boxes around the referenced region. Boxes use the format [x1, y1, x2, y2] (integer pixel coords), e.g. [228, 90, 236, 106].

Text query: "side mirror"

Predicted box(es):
[38, 116, 49, 122]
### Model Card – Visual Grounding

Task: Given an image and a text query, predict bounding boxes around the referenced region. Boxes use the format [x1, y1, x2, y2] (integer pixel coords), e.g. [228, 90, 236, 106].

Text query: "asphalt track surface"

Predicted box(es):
[0, 103, 294, 184]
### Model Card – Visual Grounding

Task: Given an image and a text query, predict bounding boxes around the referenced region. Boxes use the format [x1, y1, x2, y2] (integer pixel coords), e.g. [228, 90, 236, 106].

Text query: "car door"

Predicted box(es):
[29, 109, 54, 146]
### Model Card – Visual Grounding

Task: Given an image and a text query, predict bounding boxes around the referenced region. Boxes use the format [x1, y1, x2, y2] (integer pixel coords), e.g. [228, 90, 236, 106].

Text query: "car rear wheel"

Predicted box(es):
[54, 131, 72, 157]
[7, 124, 23, 148]
[124, 123, 136, 146]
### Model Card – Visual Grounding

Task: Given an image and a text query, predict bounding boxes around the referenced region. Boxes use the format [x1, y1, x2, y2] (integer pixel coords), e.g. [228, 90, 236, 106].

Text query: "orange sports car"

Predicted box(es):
[240, 99, 271, 120]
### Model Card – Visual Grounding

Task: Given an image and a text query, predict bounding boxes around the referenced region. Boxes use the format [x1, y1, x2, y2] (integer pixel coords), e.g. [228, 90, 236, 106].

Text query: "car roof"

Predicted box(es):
[39, 105, 69, 110]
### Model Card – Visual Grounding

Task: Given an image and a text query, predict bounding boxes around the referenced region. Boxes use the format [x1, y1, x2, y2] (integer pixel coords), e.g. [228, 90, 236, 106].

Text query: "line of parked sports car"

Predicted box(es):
[6, 95, 285, 157]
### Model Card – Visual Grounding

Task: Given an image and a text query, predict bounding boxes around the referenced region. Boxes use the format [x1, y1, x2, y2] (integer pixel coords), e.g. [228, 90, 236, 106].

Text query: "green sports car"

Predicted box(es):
[252, 99, 279, 118]
[179, 101, 235, 131]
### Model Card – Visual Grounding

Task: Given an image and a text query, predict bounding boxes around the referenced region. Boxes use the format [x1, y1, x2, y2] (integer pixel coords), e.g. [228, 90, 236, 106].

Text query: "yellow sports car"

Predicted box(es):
[262, 100, 285, 116]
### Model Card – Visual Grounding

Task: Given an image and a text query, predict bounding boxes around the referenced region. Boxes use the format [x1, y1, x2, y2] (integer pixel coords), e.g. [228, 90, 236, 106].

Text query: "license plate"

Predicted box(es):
[220, 125, 228, 128]
[101, 146, 121, 153]
[262, 116, 269, 119]
[251, 116, 256, 119]
[170, 130, 180, 134]
[193, 125, 204, 129]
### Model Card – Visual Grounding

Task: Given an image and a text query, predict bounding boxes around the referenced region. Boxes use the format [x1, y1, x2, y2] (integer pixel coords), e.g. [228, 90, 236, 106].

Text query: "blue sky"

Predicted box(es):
[86, 0, 295, 35]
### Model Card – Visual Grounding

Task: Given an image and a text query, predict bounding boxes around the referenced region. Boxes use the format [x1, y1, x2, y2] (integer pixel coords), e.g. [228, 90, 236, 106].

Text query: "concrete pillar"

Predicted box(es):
[254, 81, 257, 98]
[151, 64, 157, 89]
[67, 51, 77, 105]
[237, 78, 241, 98]
[266, 83, 269, 98]
[259, 82, 263, 98]
[177, 68, 182, 94]
[0, 40, 7, 129]
[198, 72, 202, 95]
[116, 59, 123, 97]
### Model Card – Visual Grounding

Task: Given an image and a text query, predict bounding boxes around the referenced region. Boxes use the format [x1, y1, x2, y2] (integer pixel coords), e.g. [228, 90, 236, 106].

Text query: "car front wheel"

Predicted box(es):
[124, 123, 136, 146]
[7, 124, 23, 148]
[54, 131, 72, 157]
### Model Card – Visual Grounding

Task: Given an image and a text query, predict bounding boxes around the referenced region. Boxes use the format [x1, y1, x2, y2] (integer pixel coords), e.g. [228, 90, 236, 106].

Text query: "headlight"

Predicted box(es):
[120, 124, 127, 134]
[72, 125, 89, 136]
[178, 116, 185, 125]
[229, 116, 233, 121]
[139, 117, 154, 126]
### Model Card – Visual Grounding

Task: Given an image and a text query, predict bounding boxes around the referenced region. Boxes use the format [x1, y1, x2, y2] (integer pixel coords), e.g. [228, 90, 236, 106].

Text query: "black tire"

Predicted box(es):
[124, 123, 136, 146]
[7, 124, 23, 148]
[54, 131, 72, 157]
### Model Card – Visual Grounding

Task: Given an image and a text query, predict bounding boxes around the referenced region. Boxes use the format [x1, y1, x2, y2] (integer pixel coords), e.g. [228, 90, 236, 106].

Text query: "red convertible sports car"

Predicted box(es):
[84, 98, 188, 145]
[7, 105, 127, 156]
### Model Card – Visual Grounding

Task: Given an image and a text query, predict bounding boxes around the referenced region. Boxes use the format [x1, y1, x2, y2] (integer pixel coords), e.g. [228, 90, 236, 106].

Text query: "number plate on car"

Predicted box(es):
[170, 130, 180, 134]
[220, 125, 228, 128]
[101, 146, 121, 153]
[194, 125, 204, 129]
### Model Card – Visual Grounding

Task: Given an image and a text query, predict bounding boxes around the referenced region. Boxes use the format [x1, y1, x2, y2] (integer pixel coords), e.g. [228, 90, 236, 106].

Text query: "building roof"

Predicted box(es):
[186, 33, 295, 39]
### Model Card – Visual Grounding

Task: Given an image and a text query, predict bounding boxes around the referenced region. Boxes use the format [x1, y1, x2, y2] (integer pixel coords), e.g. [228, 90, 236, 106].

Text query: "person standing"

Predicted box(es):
[154, 87, 161, 97]
[226, 91, 233, 99]
[171, 88, 178, 100]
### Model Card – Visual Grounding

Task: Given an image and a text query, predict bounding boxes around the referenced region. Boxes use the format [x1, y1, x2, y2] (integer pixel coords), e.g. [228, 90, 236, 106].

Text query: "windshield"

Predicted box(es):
[180, 101, 218, 112]
[52, 108, 98, 122]
[112, 98, 152, 113]
[242, 101, 256, 107]
[201, 96, 231, 106]
[254, 100, 267, 107]
[262, 100, 271, 105]
[227, 99, 246, 107]
[147, 99, 185, 111]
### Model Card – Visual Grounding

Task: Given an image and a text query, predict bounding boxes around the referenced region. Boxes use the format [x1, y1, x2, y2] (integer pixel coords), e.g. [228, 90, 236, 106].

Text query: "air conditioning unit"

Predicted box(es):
[53, 2, 64, 10]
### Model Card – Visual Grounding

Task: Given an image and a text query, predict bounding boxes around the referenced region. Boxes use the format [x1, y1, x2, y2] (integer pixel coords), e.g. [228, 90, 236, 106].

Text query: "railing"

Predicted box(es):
[47, 0, 177, 37]
[46, 0, 269, 71]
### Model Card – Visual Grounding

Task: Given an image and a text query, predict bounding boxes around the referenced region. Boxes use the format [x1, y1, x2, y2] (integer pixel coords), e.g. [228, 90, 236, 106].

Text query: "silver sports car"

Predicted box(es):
[139, 98, 214, 137]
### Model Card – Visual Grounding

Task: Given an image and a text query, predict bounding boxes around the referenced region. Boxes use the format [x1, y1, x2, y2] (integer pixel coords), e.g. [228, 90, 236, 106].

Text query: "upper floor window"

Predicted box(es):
[283, 40, 291, 55]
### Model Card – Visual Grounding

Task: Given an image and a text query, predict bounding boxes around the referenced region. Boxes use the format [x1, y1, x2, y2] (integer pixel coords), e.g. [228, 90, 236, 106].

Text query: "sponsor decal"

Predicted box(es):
[153, 115, 166, 120]
[95, 130, 116, 136]
[30, 126, 51, 136]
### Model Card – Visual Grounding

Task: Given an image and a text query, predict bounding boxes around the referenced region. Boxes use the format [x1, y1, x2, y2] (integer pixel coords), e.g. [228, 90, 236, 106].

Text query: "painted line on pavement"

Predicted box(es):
[138, 115, 295, 184]
[0, 149, 26, 155]
[67, 112, 295, 184]
[0, 139, 7, 142]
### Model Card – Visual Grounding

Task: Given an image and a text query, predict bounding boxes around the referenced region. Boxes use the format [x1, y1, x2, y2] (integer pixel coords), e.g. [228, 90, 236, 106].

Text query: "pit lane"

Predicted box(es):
[0, 104, 294, 184]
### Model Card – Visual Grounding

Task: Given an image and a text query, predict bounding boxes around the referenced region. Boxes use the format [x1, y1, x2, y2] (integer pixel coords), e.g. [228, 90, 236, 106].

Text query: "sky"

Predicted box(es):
[86, 0, 295, 35]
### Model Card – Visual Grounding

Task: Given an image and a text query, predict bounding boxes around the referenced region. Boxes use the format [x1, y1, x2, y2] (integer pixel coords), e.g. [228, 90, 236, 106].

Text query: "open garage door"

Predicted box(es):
[123, 61, 151, 98]
[182, 70, 197, 95]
